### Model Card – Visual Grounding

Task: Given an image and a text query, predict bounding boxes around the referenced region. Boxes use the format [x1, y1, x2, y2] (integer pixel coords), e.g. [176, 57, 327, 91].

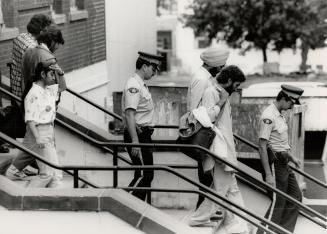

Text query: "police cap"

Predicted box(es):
[281, 84, 304, 105]
[138, 51, 163, 71]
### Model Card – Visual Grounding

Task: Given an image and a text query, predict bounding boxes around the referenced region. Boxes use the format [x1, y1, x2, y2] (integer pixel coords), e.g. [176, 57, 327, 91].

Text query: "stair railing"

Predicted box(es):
[0, 131, 291, 234]
[0, 86, 326, 228]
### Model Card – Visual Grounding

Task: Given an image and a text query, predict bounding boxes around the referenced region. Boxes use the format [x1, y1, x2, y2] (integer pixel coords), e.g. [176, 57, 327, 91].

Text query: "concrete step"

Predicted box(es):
[0, 205, 145, 234]
[0, 175, 200, 234]
[294, 214, 327, 234]
[159, 208, 259, 234]
[303, 197, 327, 216]
[160, 208, 214, 234]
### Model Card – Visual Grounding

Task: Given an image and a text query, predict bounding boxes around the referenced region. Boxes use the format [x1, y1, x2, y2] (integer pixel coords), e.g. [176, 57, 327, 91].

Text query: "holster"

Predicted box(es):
[267, 147, 277, 165]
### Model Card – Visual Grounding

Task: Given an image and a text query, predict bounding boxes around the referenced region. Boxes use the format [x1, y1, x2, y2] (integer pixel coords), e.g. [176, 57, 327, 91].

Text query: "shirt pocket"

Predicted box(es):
[276, 119, 288, 134]
[143, 90, 153, 110]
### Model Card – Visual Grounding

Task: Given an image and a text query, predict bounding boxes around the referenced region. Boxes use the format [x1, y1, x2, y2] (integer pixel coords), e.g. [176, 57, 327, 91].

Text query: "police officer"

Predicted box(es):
[122, 51, 163, 201]
[257, 84, 303, 233]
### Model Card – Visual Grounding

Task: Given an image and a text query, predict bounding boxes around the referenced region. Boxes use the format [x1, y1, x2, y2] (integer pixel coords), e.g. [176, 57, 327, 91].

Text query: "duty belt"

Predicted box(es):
[267, 148, 289, 164]
[138, 125, 154, 135]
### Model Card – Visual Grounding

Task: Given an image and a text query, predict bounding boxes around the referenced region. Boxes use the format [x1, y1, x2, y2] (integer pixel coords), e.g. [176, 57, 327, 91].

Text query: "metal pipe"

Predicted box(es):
[113, 146, 118, 188]
[0, 132, 325, 224]
[66, 88, 123, 121]
[73, 169, 79, 188]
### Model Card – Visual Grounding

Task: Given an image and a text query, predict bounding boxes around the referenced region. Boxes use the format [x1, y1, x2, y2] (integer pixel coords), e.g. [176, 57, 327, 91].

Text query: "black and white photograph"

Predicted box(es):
[0, 0, 326, 233]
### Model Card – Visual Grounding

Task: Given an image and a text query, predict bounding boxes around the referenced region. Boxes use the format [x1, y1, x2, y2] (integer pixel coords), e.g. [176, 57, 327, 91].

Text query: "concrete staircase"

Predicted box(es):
[0, 174, 201, 234]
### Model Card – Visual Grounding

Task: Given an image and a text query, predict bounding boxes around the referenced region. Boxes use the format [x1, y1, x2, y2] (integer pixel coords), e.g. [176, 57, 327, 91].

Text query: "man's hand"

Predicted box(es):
[265, 174, 275, 187]
[289, 156, 301, 168]
[49, 64, 64, 76]
[131, 147, 143, 163]
[36, 137, 45, 149]
[131, 147, 140, 157]
[217, 88, 229, 107]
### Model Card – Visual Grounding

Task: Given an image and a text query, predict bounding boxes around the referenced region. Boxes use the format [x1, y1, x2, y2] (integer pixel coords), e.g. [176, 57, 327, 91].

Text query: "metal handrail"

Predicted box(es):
[55, 117, 327, 224]
[66, 86, 327, 191]
[0, 86, 326, 226]
[3, 84, 327, 191]
[66, 88, 123, 121]
[0, 132, 290, 234]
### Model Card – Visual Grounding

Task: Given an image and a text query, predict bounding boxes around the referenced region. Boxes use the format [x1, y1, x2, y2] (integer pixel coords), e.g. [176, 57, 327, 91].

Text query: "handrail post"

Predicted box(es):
[113, 146, 118, 188]
[146, 191, 151, 205]
[73, 169, 79, 188]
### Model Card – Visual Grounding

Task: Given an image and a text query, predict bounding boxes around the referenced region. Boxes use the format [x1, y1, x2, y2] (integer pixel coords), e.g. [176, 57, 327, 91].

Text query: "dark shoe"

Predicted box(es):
[0, 145, 9, 153]
[22, 168, 38, 176]
[5, 165, 31, 181]
[210, 210, 224, 222]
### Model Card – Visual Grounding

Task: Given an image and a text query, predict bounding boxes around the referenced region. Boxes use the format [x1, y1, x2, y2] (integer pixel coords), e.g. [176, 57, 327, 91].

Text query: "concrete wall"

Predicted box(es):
[60, 61, 109, 131]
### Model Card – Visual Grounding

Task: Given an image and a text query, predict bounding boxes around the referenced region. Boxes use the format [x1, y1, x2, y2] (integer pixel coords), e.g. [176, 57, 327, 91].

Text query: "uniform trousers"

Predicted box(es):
[124, 126, 154, 201]
[258, 151, 302, 233]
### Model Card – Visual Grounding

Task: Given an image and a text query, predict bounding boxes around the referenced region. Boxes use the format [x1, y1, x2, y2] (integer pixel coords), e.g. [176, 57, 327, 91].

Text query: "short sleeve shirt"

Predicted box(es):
[24, 83, 58, 124]
[259, 103, 290, 152]
[187, 66, 214, 111]
[122, 74, 154, 126]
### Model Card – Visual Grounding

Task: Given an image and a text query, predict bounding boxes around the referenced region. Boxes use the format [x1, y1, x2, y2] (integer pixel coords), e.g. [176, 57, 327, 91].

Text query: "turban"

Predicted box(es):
[200, 47, 229, 67]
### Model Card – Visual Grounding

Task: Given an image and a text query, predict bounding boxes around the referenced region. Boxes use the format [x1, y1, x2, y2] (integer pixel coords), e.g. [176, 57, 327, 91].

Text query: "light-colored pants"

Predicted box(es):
[18, 124, 62, 187]
[190, 162, 248, 233]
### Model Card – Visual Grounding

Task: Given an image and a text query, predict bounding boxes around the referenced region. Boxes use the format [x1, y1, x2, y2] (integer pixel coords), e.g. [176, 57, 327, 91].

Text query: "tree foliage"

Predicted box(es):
[299, 0, 327, 71]
[184, 0, 326, 63]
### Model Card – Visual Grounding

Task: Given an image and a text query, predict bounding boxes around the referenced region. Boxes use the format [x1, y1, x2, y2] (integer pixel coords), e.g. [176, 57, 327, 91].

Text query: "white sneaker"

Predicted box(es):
[5, 165, 31, 181]
[188, 219, 216, 227]
[48, 177, 64, 188]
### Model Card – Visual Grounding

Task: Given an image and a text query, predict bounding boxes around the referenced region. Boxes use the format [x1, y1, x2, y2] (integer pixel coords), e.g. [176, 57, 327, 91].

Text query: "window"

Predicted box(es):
[0, 0, 18, 41]
[70, 0, 85, 11]
[157, 0, 178, 16]
[157, 31, 172, 72]
[0, 0, 4, 32]
[52, 0, 63, 14]
[197, 36, 210, 49]
[69, 0, 88, 21]
[51, 0, 66, 24]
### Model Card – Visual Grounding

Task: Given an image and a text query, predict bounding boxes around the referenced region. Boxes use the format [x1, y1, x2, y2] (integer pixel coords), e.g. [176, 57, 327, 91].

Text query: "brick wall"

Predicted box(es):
[0, 0, 106, 77]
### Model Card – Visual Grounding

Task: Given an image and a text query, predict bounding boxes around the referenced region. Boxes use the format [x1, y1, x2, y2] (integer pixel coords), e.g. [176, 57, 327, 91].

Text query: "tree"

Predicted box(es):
[183, 0, 309, 63]
[299, 0, 327, 72]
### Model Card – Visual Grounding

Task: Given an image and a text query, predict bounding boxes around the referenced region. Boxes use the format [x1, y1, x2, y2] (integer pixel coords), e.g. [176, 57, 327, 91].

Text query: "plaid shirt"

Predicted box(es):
[11, 33, 37, 97]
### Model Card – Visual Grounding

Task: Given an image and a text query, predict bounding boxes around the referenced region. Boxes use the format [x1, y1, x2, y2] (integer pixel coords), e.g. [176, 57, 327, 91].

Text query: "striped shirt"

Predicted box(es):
[11, 33, 37, 97]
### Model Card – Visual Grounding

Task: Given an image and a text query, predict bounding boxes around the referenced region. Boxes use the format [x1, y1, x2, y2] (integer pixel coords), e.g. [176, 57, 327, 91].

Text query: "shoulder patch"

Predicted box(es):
[128, 88, 139, 94]
[263, 119, 272, 124]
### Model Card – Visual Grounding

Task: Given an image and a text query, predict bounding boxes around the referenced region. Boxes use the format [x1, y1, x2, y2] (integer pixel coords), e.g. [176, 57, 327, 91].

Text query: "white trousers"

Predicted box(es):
[190, 162, 248, 233]
[23, 124, 62, 187]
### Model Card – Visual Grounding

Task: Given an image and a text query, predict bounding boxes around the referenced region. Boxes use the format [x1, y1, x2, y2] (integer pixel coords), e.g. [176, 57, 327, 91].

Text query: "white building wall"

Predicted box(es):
[105, 0, 157, 96]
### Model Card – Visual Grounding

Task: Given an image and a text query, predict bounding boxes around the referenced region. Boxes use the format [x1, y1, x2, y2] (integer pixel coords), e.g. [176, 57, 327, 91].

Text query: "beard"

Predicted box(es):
[225, 84, 234, 95]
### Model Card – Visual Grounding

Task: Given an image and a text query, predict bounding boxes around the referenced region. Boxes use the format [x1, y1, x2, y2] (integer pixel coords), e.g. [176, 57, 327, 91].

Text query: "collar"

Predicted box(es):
[271, 103, 283, 117]
[38, 43, 52, 53]
[32, 83, 46, 92]
[134, 73, 145, 87]
[214, 83, 224, 92]
[200, 66, 212, 78]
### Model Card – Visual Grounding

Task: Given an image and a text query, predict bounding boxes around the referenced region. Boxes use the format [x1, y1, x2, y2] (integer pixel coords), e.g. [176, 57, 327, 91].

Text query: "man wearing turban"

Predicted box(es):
[186, 47, 230, 209]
